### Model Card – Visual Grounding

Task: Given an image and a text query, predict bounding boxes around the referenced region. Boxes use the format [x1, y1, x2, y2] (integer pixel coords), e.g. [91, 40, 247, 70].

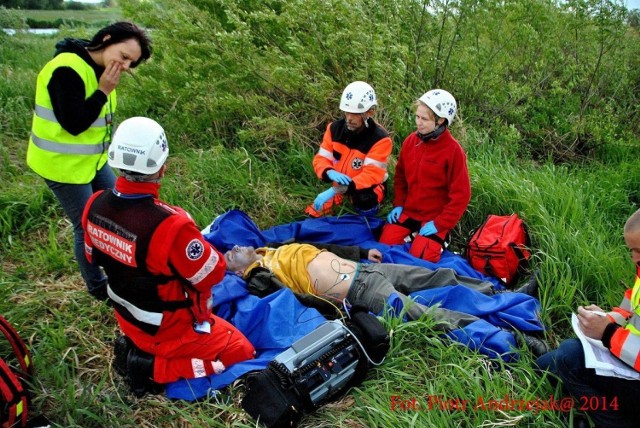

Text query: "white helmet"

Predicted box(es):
[339, 81, 377, 113]
[108, 117, 168, 175]
[418, 89, 457, 125]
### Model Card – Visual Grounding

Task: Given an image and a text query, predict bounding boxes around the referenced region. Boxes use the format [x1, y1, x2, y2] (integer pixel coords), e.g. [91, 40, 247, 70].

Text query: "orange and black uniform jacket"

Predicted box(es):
[312, 118, 392, 194]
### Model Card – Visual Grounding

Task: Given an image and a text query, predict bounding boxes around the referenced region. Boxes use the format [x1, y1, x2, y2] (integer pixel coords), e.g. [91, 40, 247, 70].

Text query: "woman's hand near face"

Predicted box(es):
[98, 61, 124, 95]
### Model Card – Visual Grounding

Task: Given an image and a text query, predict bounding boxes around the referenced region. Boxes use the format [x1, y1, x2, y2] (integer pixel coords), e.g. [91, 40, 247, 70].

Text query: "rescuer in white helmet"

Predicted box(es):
[82, 117, 254, 394]
[306, 81, 392, 217]
[379, 89, 471, 263]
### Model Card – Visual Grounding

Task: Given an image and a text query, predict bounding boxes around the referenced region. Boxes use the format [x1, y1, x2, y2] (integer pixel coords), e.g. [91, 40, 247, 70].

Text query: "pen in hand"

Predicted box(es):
[588, 310, 607, 317]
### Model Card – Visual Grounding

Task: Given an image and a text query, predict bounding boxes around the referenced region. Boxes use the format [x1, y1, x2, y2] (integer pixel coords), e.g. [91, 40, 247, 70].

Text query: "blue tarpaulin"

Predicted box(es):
[166, 210, 543, 400]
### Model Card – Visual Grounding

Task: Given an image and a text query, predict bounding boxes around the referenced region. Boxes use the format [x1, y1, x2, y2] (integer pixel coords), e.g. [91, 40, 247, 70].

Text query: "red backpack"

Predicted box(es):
[0, 315, 32, 428]
[465, 214, 531, 286]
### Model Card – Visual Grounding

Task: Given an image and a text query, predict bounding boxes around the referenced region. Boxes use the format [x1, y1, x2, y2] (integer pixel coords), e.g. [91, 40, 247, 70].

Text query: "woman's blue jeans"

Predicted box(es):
[45, 164, 116, 298]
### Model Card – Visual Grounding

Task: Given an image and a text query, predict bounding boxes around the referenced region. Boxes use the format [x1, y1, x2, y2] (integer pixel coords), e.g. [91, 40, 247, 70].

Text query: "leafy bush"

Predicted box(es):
[117, 0, 640, 163]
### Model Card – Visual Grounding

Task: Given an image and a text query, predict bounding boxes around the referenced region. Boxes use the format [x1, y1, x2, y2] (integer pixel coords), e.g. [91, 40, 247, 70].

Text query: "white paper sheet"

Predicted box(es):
[571, 313, 640, 380]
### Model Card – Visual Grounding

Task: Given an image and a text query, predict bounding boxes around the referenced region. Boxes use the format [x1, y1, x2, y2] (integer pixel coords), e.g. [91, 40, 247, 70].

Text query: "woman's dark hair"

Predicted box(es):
[87, 21, 152, 68]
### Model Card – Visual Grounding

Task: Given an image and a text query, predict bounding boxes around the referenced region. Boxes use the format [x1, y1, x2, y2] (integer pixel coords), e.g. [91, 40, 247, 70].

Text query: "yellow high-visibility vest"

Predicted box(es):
[27, 52, 117, 184]
[627, 275, 640, 335]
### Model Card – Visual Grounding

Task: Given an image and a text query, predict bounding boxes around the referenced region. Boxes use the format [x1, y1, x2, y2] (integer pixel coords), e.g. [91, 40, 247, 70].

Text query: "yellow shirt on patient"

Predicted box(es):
[243, 243, 323, 294]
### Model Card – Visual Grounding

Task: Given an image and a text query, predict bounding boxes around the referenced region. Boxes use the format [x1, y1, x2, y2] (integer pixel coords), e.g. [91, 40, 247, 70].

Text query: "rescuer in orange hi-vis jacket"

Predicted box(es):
[306, 81, 392, 217]
[536, 208, 640, 428]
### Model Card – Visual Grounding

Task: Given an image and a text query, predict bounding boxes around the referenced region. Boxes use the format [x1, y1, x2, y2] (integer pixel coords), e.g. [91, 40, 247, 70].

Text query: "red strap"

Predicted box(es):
[0, 316, 31, 427]
[0, 316, 32, 377]
[0, 358, 28, 427]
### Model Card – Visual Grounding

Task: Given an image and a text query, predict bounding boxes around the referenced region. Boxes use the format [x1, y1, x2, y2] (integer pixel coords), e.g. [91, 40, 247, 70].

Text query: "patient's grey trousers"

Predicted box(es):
[344, 263, 494, 331]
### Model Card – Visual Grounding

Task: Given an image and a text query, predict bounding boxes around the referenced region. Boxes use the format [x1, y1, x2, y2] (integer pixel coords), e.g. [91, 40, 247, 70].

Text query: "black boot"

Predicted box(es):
[494, 270, 539, 297]
[113, 335, 133, 376]
[515, 333, 549, 358]
[513, 270, 539, 297]
[126, 347, 163, 397]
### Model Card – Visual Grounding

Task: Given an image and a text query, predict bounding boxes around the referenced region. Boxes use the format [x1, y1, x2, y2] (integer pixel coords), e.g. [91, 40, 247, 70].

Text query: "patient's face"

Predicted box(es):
[224, 245, 258, 272]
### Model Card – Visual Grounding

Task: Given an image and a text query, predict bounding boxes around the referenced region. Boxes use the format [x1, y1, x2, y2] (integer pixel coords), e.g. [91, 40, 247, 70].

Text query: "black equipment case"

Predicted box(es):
[242, 312, 389, 427]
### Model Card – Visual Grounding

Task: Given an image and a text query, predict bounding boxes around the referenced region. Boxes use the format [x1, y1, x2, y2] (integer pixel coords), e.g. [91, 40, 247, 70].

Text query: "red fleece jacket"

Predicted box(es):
[393, 129, 471, 232]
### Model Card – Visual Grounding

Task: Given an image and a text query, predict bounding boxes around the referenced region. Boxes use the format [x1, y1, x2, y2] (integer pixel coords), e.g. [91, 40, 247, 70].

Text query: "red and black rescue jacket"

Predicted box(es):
[82, 178, 225, 341]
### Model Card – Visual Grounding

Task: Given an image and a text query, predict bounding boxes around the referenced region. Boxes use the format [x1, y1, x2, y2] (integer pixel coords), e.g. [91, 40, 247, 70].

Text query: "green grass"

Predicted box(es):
[15, 7, 122, 27]
[2, 29, 639, 427]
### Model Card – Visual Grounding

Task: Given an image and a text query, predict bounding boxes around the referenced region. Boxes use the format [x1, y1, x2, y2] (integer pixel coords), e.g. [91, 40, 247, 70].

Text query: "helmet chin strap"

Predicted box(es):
[121, 170, 163, 184]
[362, 113, 369, 128]
[417, 122, 446, 142]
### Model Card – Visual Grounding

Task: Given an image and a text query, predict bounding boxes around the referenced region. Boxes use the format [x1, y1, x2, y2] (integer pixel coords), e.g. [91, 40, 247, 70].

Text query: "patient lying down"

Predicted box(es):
[223, 242, 499, 330]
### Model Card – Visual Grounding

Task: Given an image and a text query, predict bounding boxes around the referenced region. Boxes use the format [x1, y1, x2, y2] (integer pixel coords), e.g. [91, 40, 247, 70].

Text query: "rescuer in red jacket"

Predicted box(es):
[380, 90, 471, 263]
[306, 81, 392, 217]
[82, 117, 254, 389]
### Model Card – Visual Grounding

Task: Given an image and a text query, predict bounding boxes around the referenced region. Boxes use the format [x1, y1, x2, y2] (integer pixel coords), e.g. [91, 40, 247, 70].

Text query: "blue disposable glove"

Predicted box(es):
[387, 206, 403, 224]
[326, 170, 352, 185]
[419, 220, 438, 236]
[313, 187, 336, 210]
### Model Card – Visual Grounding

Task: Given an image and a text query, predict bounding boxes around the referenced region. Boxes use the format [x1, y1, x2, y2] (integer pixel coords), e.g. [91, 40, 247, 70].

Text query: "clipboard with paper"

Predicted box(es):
[571, 313, 640, 380]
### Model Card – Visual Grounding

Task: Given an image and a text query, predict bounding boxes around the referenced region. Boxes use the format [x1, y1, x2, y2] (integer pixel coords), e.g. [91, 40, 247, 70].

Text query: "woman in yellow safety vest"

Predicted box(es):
[26, 22, 152, 300]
